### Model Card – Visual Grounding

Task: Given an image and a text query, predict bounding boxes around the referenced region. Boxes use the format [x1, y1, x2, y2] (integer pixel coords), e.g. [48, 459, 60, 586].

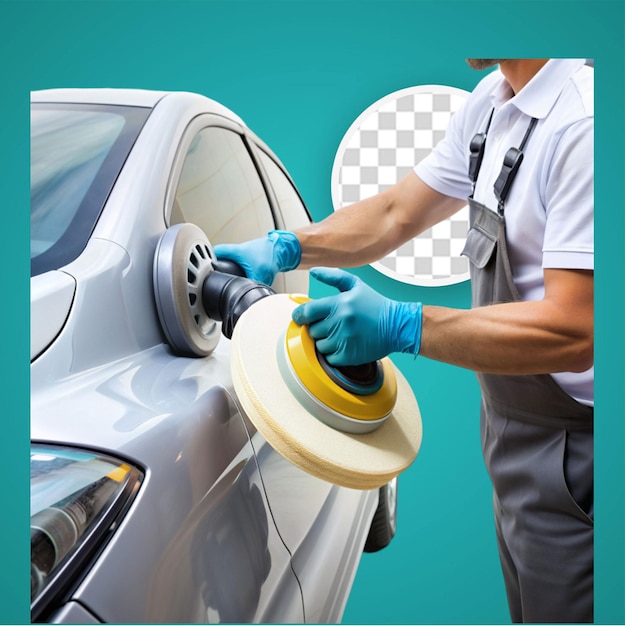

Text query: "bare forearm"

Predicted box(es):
[294, 172, 465, 269]
[295, 192, 399, 268]
[420, 299, 594, 375]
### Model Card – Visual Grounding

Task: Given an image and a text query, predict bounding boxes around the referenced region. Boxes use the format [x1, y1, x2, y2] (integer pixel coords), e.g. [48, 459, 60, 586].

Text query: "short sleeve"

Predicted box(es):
[542, 118, 594, 270]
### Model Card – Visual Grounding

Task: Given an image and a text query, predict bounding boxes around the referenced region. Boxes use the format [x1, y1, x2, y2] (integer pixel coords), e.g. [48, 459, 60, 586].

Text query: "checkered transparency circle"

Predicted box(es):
[331, 85, 471, 287]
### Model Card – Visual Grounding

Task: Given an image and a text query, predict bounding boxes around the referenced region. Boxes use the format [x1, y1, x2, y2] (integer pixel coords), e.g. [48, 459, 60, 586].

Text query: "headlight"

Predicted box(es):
[30, 444, 143, 619]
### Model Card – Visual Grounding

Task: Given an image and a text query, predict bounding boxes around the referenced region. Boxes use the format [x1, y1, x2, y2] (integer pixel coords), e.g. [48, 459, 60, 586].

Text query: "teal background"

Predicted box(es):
[1, 0, 623, 623]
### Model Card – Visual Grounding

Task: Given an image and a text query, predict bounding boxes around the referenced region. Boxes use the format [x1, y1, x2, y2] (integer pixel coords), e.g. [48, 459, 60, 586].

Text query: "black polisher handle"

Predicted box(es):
[211, 258, 247, 278]
[202, 271, 275, 339]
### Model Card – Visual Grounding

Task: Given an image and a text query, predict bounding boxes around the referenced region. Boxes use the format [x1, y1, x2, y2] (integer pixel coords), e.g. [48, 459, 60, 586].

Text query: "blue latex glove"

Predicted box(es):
[213, 230, 301, 285]
[292, 267, 422, 366]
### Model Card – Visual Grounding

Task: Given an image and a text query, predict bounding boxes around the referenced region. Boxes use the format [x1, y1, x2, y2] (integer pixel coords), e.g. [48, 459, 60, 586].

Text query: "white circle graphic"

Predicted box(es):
[331, 85, 471, 287]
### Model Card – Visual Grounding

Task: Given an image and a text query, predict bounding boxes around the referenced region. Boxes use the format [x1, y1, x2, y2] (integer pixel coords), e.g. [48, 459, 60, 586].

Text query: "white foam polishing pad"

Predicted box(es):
[230, 294, 422, 490]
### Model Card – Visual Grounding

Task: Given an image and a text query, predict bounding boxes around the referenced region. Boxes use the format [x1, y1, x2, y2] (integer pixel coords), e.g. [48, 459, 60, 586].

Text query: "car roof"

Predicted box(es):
[31, 88, 247, 126]
[31, 88, 170, 107]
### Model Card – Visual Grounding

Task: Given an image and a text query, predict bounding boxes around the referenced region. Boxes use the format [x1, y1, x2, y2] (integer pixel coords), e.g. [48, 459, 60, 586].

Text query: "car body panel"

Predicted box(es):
[30, 270, 76, 361]
[49, 601, 101, 624]
[252, 439, 374, 622]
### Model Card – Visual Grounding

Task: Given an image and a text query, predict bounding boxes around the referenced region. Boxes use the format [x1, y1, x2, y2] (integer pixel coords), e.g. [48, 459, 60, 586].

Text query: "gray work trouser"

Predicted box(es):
[481, 401, 594, 623]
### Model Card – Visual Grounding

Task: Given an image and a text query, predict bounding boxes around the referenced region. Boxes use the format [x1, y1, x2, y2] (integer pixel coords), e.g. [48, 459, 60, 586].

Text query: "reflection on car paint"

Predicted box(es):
[147, 457, 272, 622]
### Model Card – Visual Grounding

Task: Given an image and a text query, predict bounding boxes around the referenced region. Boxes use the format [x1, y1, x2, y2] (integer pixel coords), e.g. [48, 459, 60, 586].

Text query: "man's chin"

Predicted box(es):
[465, 59, 504, 70]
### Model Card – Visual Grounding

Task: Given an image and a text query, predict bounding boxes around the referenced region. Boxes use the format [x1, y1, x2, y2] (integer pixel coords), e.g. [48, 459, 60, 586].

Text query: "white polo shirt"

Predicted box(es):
[415, 59, 594, 406]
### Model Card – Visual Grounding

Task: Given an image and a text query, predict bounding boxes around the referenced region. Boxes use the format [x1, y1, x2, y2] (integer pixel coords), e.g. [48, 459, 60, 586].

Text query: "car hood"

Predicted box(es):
[31, 270, 76, 361]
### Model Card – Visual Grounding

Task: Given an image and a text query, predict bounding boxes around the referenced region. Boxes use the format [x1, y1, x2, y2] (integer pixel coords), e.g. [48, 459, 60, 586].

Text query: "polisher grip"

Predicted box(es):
[211, 258, 247, 277]
[202, 271, 275, 339]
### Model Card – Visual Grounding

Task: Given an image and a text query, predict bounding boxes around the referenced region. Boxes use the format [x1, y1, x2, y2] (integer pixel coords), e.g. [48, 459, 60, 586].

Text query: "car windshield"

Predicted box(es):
[31, 103, 152, 276]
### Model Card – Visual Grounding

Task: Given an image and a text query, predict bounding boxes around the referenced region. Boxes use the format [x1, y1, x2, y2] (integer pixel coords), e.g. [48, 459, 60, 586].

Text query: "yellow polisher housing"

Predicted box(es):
[283, 319, 397, 425]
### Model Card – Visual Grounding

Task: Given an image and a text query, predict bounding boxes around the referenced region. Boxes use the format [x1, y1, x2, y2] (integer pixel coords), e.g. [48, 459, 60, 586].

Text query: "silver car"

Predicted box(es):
[30, 89, 397, 624]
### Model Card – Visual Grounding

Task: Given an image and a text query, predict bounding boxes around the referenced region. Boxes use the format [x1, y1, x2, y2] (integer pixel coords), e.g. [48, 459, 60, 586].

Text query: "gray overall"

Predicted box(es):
[461, 113, 594, 623]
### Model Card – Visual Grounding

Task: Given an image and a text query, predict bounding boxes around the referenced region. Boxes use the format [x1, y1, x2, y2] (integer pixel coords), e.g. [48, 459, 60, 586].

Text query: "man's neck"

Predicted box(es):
[499, 59, 549, 94]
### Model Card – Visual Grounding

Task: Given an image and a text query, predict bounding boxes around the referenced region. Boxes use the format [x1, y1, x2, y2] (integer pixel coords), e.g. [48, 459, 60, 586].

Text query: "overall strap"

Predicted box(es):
[494, 116, 538, 215]
[468, 108, 495, 197]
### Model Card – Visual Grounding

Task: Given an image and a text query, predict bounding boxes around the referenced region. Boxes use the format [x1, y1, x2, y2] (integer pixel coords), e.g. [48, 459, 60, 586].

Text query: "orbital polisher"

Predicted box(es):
[153, 223, 422, 489]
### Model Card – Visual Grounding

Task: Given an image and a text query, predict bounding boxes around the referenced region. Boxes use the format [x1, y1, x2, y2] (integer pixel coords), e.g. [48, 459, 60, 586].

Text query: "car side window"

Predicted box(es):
[172, 126, 275, 244]
[257, 150, 311, 231]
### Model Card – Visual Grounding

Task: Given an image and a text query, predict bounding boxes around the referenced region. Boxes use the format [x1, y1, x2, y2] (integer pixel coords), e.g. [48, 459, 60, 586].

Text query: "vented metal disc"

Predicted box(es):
[153, 223, 220, 356]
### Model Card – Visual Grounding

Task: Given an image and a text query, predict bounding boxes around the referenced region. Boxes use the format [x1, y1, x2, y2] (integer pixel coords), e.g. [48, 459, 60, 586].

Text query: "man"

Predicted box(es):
[215, 59, 594, 623]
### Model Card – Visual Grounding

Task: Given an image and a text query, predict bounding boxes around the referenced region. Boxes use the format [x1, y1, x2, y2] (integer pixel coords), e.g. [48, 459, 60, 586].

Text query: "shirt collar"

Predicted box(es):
[490, 59, 586, 119]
